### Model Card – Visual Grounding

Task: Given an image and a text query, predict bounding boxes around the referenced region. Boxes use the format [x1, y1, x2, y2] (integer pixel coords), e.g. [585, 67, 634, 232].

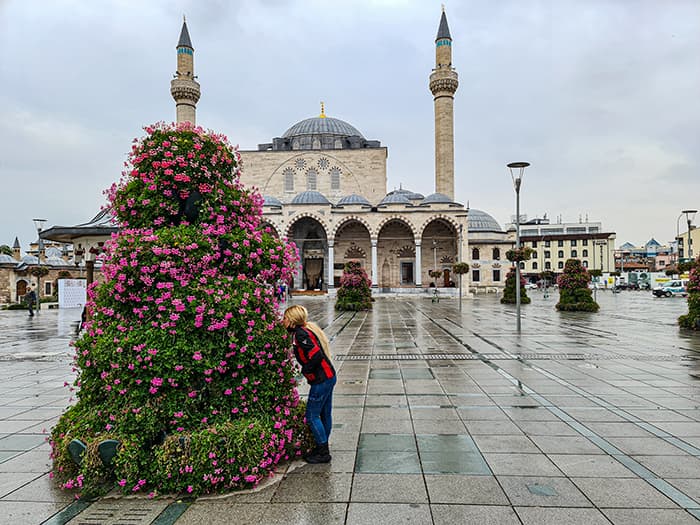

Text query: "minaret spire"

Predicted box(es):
[429, 8, 458, 199]
[170, 17, 200, 125]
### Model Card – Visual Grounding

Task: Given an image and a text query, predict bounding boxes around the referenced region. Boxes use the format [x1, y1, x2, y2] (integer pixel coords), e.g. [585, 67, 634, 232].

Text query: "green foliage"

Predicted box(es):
[505, 247, 534, 262]
[588, 269, 602, 277]
[0, 244, 12, 256]
[500, 268, 531, 304]
[452, 262, 469, 275]
[336, 261, 372, 311]
[556, 259, 599, 312]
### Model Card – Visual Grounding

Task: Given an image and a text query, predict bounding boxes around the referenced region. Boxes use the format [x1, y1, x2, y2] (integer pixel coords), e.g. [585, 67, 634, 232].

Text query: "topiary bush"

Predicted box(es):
[335, 260, 372, 311]
[501, 267, 531, 304]
[679, 257, 700, 330]
[556, 259, 599, 312]
[50, 122, 309, 498]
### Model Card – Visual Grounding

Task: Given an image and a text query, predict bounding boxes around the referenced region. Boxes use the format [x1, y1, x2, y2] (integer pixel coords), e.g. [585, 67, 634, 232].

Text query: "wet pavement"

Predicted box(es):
[2, 290, 700, 524]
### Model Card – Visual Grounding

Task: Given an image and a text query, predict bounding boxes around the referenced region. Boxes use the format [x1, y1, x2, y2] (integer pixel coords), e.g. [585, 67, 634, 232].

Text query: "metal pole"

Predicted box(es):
[688, 218, 693, 260]
[458, 224, 463, 312]
[677, 213, 684, 264]
[515, 181, 521, 333]
[593, 240, 597, 302]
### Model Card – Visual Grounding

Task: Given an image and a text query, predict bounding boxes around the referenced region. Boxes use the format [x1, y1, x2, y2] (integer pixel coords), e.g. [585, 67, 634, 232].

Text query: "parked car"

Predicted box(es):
[652, 280, 689, 298]
[524, 283, 538, 290]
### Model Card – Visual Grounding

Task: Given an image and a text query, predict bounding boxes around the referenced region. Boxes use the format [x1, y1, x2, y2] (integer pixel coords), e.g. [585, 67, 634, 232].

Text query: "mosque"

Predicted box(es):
[171, 10, 513, 293]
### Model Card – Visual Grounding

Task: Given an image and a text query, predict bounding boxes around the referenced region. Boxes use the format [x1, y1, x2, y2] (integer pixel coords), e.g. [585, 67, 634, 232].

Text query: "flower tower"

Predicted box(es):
[500, 268, 531, 305]
[335, 260, 372, 311]
[51, 123, 308, 496]
[556, 258, 599, 312]
[679, 256, 700, 330]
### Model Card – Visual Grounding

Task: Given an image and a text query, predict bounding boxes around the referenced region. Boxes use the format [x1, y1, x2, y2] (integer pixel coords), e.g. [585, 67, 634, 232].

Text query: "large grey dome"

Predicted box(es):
[291, 191, 331, 205]
[46, 256, 70, 266]
[282, 117, 364, 139]
[469, 209, 503, 232]
[337, 194, 371, 206]
[422, 192, 453, 204]
[21, 255, 39, 265]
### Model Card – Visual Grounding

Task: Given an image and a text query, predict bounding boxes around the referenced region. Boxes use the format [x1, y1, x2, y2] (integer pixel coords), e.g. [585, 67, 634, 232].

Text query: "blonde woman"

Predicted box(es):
[283, 305, 336, 463]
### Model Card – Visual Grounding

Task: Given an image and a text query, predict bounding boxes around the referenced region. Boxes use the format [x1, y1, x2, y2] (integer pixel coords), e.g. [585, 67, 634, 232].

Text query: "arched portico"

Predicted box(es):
[288, 217, 329, 291]
[377, 219, 416, 288]
[333, 219, 371, 288]
[421, 218, 458, 287]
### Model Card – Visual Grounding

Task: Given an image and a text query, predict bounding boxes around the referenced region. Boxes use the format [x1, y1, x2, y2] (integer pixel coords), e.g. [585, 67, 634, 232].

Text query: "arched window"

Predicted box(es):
[558, 250, 564, 258]
[330, 167, 341, 191]
[492, 248, 500, 260]
[306, 169, 318, 190]
[545, 261, 551, 270]
[582, 249, 588, 257]
[283, 168, 294, 192]
[472, 248, 480, 260]
[532, 261, 538, 270]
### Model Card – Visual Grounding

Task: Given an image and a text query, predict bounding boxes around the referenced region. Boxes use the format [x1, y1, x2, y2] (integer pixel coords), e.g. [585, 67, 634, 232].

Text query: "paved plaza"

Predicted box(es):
[2, 291, 700, 524]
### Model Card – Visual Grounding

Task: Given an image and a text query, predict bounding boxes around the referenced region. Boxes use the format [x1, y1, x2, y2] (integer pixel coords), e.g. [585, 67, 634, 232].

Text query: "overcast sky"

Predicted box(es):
[1, 0, 698, 252]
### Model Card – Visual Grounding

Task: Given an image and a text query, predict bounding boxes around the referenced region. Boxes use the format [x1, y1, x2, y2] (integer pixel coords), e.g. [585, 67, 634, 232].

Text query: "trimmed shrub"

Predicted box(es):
[556, 259, 599, 312]
[50, 122, 308, 498]
[501, 267, 531, 304]
[335, 261, 372, 311]
[679, 257, 700, 330]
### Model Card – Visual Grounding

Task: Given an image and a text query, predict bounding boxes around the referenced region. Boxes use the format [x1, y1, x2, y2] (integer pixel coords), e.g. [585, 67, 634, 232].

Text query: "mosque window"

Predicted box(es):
[295, 158, 306, 169]
[334, 139, 343, 149]
[322, 137, 334, 149]
[492, 248, 500, 260]
[292, 139, 300, 150]
[472, 269, 480, 282]
[307, 169, 318, 190]
[330, 167, 341, 190]
[472, 248, 479, 260]
[312, 138, 321, 149]
[284, 168, 294, 192]
[318, 158, 329, 170]
[492, 269, 501, 282]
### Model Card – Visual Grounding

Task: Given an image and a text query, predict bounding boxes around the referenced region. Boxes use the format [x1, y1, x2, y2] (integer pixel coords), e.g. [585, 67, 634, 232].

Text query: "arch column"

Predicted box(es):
[327, 239, 335, 289]
[371, 238, 378, 288]
[415, 240, 423, 287]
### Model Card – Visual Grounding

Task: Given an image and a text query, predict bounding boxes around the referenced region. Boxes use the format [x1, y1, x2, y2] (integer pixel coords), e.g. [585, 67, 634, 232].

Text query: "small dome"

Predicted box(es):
[0, 254, 15, 264]
[387, 188, 424, 200]
[263, 195, 283, 207]
[282, 117, 364, 139]
[337, 194, 371, 206]
[469, 209, 503, 232]
[291, 191, 331, 205]
[45, 247, 64, 258]
[379, 193, 411, 205]
[21, 255, 39, 264]
[422, 192, 453, 204]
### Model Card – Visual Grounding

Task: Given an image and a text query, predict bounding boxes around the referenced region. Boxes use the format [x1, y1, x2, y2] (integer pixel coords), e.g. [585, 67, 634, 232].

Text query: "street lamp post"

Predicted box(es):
[683, 209, 697, 262]
[458, 224, 463, 311]
[507, 162, 530, 333]
[32, 218, 47, 312]
[432, 239, 438, 283]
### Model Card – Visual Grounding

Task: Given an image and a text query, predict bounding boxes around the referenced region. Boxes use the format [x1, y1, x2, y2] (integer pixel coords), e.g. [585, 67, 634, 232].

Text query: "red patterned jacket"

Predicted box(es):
[291, 326, 335, 385]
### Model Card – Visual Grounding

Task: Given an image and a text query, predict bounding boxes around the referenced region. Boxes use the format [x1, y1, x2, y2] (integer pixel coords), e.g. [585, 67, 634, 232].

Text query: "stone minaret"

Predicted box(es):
[429, 8, 458, 200]
[170, 17, 200, 125]
[12, 237, 21, 261]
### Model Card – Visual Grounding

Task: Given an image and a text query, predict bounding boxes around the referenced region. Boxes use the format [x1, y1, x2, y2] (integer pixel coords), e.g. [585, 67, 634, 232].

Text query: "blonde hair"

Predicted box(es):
[283, 305, 331, 359]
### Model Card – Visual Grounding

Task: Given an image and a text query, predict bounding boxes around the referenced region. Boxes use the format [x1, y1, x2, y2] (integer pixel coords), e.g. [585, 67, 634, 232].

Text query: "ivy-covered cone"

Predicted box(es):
[556, 258, 599, 312]
[335, 261, 372, 311]
[500, 267, 531, 304]
[50, 122, 309, 497]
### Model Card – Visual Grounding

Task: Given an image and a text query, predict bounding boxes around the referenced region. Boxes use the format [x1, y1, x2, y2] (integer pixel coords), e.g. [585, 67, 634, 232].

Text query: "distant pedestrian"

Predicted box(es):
[25, 286, 36, 316]
[283, 305, 336, 463]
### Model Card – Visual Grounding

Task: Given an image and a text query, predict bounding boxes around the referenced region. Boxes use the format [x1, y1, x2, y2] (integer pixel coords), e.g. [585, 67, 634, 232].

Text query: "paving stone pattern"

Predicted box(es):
[1, 291, 700, 524]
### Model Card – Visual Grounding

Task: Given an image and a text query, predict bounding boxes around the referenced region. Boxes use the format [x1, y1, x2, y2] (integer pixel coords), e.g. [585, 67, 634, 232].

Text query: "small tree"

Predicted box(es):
[501, 267, 531, 304]
[452, 262, 469, 276]
[679, 257, 700, 330]
[556, 259, 599, 312]
[335, 261, 372, 311]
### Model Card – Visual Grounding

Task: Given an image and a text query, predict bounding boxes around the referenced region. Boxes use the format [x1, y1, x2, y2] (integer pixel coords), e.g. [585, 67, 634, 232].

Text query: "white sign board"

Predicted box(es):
[58, 279, 87, 309]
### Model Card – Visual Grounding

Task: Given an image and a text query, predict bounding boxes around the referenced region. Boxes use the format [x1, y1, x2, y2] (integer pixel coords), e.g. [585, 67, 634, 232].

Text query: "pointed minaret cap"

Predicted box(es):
[12, 237, 20, 249]
[177, 16, 193, 49]
[436, 8, 452, 41]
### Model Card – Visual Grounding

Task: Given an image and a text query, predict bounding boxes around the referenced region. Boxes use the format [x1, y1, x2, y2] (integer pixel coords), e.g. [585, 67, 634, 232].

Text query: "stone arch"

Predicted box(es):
[287, 216, 329, 291]
[421, 217, 459, 287]
[285, 212, 330, 239]
[331, 215, 372, 239]
[416, 213, 460, 238]
[374, 215, 418, 239]
[377, 218, 417, 288]
[334, 218, 371, 287]
[15, 279, 30, 303]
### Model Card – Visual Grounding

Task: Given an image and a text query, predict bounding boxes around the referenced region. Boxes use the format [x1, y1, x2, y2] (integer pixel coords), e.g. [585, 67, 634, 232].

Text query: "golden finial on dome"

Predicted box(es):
[319, 101, 326, 118]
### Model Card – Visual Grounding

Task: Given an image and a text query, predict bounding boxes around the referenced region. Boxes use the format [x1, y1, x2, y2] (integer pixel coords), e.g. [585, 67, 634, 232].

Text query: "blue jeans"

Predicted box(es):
[306, 375, 336, 445]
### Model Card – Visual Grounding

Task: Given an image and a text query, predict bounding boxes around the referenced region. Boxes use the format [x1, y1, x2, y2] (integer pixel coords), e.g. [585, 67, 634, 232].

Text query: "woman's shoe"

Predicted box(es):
[305, 443, 331, 464]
